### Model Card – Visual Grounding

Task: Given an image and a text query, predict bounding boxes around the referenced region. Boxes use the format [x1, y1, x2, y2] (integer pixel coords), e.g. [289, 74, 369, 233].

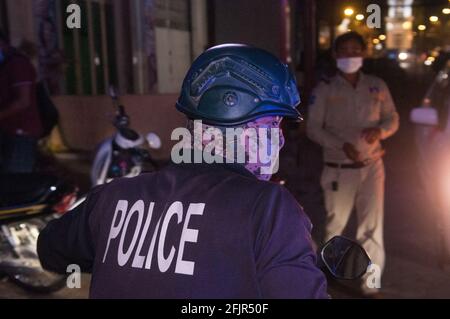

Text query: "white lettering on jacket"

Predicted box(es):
[102, 200, 205, 276]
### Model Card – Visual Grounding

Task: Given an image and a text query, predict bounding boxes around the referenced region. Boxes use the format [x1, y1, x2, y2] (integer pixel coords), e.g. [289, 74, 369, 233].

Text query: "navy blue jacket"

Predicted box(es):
[38, 162, 328, 299]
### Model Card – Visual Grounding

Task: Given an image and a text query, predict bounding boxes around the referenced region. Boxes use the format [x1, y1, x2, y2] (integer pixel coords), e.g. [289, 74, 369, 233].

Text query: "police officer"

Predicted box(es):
[307, 32, 399, 295]
[38, 44, 328, 299]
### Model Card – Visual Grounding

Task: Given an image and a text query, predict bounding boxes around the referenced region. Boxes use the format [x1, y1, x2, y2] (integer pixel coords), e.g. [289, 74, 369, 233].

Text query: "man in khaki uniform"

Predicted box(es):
[307, 32, 399, 295]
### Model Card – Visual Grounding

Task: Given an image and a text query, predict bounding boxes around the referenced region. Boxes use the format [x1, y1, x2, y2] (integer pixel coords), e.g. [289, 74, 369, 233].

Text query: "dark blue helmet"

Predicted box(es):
[176, 44, 302, 126]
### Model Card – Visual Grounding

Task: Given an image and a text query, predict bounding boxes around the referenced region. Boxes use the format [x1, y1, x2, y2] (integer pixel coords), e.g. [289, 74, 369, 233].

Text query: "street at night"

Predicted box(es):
[0, 0, 449, 306]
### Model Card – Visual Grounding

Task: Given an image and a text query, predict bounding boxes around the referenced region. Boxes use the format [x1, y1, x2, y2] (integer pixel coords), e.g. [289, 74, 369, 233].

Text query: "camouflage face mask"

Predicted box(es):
[187, 116, 284, 181]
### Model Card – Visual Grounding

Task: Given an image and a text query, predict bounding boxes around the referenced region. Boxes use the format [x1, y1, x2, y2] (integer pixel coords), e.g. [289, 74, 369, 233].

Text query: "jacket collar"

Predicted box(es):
[335, 71, 367, 88]
[170, 149, 257, 179]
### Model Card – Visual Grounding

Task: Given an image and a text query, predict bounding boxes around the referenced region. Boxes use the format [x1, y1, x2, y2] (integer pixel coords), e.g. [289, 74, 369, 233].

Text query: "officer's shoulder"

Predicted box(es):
[220, 171, 293, 201]
[90, 172, 156, 196]
[313, 75, 338, 93]
[257, 181, 303, 209]
[316, 76, 332, 88]
[225, 170, 274, 193]
[310, 82, 327, 101]
[255, 182, 311, 227]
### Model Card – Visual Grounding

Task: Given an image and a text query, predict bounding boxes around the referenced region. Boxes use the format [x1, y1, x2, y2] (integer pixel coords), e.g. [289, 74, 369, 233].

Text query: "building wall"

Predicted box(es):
[2, 1, 201, 160]
[213, 0, 281, 57]
[5, 0, 36, 47]
[53, 94, 186, 159]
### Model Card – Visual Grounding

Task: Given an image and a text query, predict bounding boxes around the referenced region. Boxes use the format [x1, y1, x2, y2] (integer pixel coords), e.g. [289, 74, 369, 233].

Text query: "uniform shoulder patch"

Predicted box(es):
[369, 86, 380, 93]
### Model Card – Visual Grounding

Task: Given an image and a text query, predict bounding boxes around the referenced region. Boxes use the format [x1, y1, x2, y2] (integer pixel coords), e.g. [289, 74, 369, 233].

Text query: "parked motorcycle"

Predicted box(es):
[0, 173, 78, 293]
[91, 87, 162, 186]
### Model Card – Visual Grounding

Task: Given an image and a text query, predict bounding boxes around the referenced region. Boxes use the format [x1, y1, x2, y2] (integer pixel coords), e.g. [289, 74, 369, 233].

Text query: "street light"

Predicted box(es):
[424, 56, 435, 66]
[355, 14, 364, 21]
[418, 24, 427, 31]
[402, 21, 412, 29]
[344, 8, 354, 16]
[373, 38, 380, 45]
[429, 16, 439, 22]
[379, 34, 386, 41]
[399, 52, 408, 61]
[398, 52, 408, 61]
[443, 8, 450, 15]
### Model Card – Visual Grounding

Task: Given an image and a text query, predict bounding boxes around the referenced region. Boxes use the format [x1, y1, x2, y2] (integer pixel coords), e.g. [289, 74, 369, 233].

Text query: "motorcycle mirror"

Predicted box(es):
[119, 128, 141, 142]
[146, 132, 162, 150]
[320, 236, 371, 280]
[410, 107, 438, 126]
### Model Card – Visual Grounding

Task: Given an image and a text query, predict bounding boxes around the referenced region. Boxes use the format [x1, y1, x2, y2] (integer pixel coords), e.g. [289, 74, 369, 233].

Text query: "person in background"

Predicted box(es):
[0, 30, 42, 173]
[307, 31, 400, 297]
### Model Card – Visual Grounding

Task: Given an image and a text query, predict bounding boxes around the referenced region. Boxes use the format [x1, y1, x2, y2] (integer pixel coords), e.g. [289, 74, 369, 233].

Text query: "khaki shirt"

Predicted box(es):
[307, 72, 399, 163]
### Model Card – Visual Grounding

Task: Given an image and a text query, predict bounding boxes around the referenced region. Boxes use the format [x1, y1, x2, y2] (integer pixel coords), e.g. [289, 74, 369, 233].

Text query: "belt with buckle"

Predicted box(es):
[325, 162, 367, 169]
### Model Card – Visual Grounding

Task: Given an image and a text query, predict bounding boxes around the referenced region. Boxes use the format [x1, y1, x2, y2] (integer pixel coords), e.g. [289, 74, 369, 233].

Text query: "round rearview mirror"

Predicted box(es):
[146, 132, 162, 150]
[321, 236, 371, 280]
[410, 107, 438, 126]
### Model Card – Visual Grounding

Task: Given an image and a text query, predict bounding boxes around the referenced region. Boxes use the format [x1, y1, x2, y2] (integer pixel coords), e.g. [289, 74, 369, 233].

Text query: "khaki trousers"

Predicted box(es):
[321, 159, 386, 278]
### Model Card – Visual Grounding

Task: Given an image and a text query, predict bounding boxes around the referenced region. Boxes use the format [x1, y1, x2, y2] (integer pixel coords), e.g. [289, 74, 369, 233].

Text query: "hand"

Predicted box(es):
[343, 143, 361, 162]
[361, 127, 382, 144]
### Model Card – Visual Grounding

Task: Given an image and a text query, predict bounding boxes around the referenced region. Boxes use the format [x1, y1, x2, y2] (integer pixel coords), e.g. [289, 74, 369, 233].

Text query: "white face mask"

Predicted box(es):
[336, 57, 363, 74]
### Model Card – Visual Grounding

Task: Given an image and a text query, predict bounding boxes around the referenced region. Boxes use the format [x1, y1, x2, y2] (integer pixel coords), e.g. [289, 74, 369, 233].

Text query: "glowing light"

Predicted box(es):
[418, 24, 427, 31]
[427, 56, 436, 62]
[429, 16, 439, 22]
[373, 38, 380, 44]
[375, 43, 383, 50]
[443, 8, 450, 15]
[441, 165, 450, 209]
[400, 62, 409, 69]
[355, 14, 364, 21]
[344, 8, 354, 16]
[379, 34, 386, 41]
[424, 60, 433, 66]
[398, 52, 408, 61]
[402, 21, 412, 29]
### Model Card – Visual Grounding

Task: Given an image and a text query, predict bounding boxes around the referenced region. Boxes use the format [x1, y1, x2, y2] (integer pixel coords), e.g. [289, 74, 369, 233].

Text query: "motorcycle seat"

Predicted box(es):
[0, 174, 59, 207]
